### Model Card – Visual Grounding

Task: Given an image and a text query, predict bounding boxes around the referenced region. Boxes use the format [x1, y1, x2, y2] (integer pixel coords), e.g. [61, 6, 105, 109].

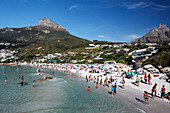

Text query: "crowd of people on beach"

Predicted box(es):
[52, 63, 170, 105]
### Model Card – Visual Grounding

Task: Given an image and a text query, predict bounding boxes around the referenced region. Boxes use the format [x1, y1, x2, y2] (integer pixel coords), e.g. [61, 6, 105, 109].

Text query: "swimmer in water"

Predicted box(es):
[32, 80, 35, 87]
[5, 77, 7, 83]
[21, 78, 23, 86]
[43, 74, 46, 80]
[19, 75, 21, 79]
[29, 76, 31, 79]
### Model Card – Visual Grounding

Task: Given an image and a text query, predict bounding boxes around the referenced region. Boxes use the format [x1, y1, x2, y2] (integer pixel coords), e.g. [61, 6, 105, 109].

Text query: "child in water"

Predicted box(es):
[88, 86, 90, 92]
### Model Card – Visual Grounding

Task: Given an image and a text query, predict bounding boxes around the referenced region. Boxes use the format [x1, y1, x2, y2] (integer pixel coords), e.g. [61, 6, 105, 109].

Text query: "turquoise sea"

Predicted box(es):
[0, 65, 142, 113]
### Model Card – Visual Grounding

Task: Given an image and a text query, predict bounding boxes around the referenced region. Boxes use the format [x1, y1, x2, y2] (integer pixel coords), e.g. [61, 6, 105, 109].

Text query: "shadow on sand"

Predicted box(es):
[135, 97, 145, 104]
[118, 85, 123, 89]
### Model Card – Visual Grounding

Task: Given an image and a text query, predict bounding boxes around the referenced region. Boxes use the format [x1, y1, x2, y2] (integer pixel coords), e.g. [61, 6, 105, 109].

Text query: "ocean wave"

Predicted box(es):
[136, 107, 146, 113]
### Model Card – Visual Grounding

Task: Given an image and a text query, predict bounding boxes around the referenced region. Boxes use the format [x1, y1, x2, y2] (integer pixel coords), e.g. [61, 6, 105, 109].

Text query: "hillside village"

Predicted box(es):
[1, 41, 168, 69]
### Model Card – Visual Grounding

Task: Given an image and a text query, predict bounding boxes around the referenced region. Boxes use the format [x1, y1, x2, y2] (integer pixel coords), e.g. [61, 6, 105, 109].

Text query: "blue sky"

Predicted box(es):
[0, 0, 170, 42]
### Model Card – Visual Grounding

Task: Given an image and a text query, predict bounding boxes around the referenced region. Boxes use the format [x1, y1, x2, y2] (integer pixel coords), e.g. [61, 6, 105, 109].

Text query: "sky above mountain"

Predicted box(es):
[0, 0, 170, 42]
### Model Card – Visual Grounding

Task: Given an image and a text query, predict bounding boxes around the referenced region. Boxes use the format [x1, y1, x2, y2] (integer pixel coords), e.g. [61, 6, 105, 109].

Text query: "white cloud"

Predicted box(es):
[128, 34, 139, 39]
[69, 5, 78, 11]
[122, 2, 149, 9]
[124, 34, 141, 42]
[98, 35, 111, 39]
[122, 2, 170, 10]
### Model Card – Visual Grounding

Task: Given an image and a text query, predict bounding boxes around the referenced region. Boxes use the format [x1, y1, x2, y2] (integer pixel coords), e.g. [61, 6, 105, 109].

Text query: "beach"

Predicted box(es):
[0, 63, 170, 113]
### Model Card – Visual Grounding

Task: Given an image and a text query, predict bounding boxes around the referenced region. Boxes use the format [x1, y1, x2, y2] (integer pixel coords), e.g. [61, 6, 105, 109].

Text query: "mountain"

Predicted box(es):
[0, 18, 90, 55]
[35, 18, 68, 33]
[131, 24, 170, 44]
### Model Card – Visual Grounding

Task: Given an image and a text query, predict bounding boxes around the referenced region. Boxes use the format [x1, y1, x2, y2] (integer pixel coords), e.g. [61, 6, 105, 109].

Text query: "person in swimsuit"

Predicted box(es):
[88, 86, 90, 92]
[151, 83, 157, 98]
[32, 80, 35, 87]
[148, 74, 151, 85]
[161, 85, 166, 99]
[86, 75, 88, 82]
[43, 74, 46, 80]
[111, 85, 115, 96]
[144, 91, 149, 105]
[136, 76, 140, 86]
[21, 78, 23, 86]
[122, 77, 125, 89]
[5, 77, 7, 83]
[96, 82, 98, 88]
[114, 81, 117, 94]
[144, 73, 147, 83]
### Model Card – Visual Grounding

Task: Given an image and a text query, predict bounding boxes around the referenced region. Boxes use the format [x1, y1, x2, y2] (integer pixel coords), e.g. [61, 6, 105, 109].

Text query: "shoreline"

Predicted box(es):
[1, 63, 170, 113]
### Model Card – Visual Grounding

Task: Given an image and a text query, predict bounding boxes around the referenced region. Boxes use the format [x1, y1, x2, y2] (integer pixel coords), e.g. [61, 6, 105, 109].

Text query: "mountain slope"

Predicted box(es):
[0, 18, 90, 54]
[131, 24, 170, 43]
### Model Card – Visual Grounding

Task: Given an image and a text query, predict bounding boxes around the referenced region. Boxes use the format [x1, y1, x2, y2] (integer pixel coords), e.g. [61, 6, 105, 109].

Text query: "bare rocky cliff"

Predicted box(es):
[35, 18, 68, 33]
[131, 24, 170, 43]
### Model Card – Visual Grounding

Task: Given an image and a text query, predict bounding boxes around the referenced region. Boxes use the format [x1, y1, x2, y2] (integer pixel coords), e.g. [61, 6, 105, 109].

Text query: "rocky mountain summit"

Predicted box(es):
[131, 24, 170, 43]
[35, 18, 68, 33]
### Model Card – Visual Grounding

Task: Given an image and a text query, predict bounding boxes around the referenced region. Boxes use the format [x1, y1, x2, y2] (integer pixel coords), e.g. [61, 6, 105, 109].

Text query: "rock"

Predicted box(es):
[131, 24, 170, 43]
[35, 18, 69, 33]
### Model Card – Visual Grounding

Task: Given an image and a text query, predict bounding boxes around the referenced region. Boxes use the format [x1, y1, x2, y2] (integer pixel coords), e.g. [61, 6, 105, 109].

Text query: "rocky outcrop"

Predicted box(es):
[131, 24, 170, 43]
[35, 18, 69, 33]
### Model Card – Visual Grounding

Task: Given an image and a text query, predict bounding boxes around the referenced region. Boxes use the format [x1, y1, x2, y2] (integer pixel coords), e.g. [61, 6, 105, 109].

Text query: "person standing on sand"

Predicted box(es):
[151, 83, 157, 98]
[86, 75, 88, 82]
[161, 85, 166, 99]
[100, 78, 102, 85]
[144, 91, 150, 105]
[122, 77, 125, 89]
[114, 81, 117, 94]
[148, 74, 151, 85]
[104, 79, 107, 87]
[111, 85, 115, 96]
[136, 76, 140, 86]
[144, 73, 147, 83]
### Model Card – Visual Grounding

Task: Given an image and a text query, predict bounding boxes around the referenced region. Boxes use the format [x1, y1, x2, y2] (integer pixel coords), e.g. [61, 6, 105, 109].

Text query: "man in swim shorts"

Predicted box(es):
[144, 91, 149, 105]
[111, 85, 115, 96]
[161, 85, 166, 99]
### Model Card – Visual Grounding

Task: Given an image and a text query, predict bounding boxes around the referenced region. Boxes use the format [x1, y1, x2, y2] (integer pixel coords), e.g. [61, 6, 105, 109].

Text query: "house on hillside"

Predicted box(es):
[67, 52, 78, 56]
[44, 54, 56, 59]
[128, 48, 147, 55]
[115, 48, 130, 53]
